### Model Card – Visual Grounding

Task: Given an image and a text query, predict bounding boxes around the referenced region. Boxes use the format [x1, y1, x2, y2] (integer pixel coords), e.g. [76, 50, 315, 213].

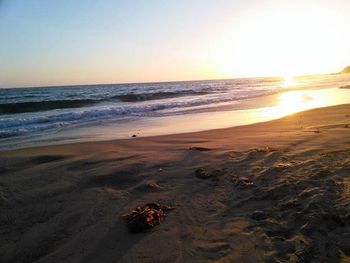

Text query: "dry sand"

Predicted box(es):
[1, 104, 350, 263]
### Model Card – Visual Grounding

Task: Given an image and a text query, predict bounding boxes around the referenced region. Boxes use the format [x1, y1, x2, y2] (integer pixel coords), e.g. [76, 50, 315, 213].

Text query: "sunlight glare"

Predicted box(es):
[211, 2, 347, 78]
[283, 75, 296, 87]
[260, 90, 327, 119]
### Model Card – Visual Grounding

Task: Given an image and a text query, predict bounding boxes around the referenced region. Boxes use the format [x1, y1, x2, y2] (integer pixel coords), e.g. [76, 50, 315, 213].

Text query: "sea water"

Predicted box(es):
[1, 74, 350, 150]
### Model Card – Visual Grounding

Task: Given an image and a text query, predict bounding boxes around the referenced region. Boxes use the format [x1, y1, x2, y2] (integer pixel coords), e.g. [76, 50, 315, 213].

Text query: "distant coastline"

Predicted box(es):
[341, 66, 350, 74]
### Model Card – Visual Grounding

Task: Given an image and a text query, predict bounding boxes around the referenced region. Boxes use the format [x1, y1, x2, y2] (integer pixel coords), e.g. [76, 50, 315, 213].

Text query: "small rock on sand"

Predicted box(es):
[251, 210, 267, 221]
[146, 181, 161, 190]
[195, 168, 211, 179]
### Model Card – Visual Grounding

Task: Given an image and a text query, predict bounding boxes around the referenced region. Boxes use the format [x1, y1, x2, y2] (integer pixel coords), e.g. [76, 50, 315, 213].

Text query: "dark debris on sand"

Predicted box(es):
[195, 168, 224, 180]
[232, 176, 254, 188]
[255, 146, 277, 153]
[122, 203, 174, 233]
[189, 146, 212, 151]
[195, 168, 211, 179]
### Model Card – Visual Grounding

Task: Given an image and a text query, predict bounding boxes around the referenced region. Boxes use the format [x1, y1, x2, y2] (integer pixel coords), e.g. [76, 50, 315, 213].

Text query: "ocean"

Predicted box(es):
[1, 74, 350, 150]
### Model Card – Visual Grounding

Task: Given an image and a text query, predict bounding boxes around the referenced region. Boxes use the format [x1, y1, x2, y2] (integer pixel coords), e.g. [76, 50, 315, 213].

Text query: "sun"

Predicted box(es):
[210, 1, 347, 78]
[283, 74, 296, 87]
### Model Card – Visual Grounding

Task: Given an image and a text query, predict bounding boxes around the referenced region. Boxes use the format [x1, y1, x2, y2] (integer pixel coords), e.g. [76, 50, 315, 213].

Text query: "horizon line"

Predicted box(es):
[0, 71, 340, 90]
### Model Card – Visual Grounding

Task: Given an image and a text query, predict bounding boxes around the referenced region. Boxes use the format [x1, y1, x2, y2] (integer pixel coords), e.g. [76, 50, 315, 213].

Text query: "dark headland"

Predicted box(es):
[341, 65, 350, 74]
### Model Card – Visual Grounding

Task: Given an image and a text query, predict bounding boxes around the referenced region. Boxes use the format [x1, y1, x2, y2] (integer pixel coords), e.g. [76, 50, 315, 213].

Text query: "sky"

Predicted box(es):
[1, 0, 350, 88]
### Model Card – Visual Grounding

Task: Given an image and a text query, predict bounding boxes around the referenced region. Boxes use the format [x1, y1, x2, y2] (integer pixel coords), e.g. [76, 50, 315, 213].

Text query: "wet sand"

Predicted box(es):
[1, 104, 350, 262]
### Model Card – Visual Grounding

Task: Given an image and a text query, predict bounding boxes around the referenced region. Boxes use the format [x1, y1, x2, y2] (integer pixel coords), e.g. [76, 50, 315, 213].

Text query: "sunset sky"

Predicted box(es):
[1, 0, 350, 88]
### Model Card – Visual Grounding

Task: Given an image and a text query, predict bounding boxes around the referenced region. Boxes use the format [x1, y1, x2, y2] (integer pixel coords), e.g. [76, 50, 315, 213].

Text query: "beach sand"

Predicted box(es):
[1, 104, 350, 262]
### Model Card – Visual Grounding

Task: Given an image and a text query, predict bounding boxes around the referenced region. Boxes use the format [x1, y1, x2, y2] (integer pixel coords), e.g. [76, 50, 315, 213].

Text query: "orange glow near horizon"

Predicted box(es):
[1, 1, 350, 88]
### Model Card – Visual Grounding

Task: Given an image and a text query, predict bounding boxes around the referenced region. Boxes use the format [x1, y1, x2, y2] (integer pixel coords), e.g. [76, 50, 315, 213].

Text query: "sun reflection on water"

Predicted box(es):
[260, 90, 328, 119]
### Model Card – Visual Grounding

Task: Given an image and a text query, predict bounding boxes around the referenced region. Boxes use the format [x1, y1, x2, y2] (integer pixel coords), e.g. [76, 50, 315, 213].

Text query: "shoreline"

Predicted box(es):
[2, 102, 349, 153]
[2, 86, 350, 152]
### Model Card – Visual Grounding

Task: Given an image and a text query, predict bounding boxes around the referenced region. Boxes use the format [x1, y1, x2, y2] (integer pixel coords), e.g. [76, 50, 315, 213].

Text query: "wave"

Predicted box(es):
[0, 93, 239, 138]
[2, 74, 350, 141]
[0, 99, 98, 114]
[0, 91, 209, 114]
[113, 91, 208, 102]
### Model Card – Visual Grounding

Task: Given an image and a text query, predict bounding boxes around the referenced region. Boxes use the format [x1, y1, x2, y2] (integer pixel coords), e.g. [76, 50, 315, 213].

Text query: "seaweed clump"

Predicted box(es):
[123, 203, 174, 233]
